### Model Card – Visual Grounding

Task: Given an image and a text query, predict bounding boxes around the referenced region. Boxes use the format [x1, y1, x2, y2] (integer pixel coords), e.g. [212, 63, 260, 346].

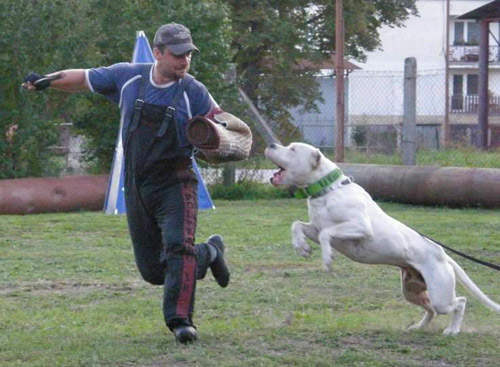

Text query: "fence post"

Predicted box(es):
[477, 20, 489, 149]
[223, 64, 237, 186]
[402, 57, 417, 166]
[334, 0, 345, 162]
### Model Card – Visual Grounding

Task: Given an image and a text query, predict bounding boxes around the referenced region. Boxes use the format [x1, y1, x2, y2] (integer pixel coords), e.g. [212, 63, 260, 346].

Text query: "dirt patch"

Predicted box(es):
[0, 278, 147, 296]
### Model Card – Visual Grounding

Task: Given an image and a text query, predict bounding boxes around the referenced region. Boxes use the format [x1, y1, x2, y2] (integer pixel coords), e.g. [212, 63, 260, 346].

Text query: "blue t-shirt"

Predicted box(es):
[85, 62, 215, 150]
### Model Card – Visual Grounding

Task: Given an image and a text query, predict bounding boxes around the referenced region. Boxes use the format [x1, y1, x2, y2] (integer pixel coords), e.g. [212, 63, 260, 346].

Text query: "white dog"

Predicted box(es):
[265, 142, 500, 335]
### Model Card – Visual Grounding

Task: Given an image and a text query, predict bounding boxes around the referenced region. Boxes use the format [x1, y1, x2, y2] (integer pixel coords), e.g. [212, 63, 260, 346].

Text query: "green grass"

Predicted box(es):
[343, 147, 500, 169]
[236, 147, 500, 169]
[1, 200, 499, 367]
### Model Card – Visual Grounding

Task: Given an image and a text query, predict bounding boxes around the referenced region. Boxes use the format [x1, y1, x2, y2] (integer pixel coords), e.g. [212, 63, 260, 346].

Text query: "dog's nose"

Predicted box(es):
[269, 142, 276, 149]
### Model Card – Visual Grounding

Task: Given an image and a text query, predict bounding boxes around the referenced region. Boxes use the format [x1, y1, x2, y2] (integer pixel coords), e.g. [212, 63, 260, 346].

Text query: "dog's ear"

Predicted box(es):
[311, 149, 321, 169]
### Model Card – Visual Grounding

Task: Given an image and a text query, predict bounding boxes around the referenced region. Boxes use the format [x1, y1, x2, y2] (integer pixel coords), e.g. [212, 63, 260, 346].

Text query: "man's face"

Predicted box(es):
[154, 47, 192, 81]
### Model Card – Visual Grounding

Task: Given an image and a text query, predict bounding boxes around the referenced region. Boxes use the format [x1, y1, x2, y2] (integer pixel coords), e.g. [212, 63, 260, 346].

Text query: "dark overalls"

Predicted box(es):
[123, 66, 211, 330]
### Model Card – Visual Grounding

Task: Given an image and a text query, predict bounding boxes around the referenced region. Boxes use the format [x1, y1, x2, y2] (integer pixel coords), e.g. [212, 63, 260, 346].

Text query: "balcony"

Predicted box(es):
[449, 45, 500, 63]
[451, 94, 500, 114]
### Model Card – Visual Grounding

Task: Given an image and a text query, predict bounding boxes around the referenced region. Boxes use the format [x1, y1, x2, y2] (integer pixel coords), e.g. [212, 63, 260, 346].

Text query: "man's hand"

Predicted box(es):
[22, 73, 61, 91]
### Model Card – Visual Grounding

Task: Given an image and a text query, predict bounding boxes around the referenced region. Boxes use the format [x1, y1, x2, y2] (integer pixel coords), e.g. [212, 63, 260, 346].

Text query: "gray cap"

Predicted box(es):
[153, 23, 199, 55]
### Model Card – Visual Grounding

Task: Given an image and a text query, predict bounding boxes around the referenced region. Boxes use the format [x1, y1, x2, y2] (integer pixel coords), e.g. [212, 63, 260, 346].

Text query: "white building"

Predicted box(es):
[349, 0, 500, 147]
[357, 0, 499, 70]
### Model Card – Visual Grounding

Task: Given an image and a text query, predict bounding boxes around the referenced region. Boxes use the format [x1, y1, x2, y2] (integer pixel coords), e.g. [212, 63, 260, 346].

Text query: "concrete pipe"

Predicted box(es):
[0, 175, 109, 215]
[338, 163, 500, 208]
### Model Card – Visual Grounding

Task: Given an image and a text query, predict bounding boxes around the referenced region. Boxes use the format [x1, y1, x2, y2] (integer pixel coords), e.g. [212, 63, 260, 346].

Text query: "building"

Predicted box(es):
[349, 0, 500, 149]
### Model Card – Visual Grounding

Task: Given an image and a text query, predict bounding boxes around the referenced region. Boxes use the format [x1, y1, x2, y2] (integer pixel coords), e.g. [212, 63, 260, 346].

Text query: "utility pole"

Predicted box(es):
[335, 0, 345, 162]
[444, 0, 450, 146]
[477, 19, 489, 149]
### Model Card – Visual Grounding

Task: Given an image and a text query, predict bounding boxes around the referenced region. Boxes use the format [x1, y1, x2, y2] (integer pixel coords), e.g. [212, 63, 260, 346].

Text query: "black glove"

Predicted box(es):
[23, 72, 51, 91]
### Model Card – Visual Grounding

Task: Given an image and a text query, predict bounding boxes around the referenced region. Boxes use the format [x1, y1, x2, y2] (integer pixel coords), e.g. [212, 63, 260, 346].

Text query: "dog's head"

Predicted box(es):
[264, 142, 333, 187]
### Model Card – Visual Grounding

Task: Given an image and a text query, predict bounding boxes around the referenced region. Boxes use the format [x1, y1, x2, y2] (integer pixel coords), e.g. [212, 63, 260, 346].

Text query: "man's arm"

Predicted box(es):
[22, 69, 89, 92]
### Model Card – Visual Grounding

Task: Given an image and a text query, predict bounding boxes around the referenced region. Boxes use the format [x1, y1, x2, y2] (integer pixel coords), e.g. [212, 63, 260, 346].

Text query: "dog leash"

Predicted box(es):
[417, 231, 500, 271]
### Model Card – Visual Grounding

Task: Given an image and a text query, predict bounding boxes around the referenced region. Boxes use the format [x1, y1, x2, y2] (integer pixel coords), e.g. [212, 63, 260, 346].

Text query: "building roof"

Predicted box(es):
[457, 0, 500, 21]
[296, 53, 361, 71]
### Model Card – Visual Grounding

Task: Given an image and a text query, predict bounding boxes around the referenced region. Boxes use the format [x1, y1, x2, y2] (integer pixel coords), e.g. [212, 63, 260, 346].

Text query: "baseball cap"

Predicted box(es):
[153, 23, 199, 55]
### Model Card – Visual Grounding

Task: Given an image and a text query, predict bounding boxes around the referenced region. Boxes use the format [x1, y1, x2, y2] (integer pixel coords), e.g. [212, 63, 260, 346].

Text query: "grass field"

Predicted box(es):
[239, 147, 500, 170]
[1, 199, 499, 367]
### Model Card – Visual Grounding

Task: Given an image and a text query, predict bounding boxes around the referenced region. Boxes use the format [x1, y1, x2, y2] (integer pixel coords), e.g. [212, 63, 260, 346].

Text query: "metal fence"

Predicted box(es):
[276, 69, 500, 169]
[451, 94, 500, 115]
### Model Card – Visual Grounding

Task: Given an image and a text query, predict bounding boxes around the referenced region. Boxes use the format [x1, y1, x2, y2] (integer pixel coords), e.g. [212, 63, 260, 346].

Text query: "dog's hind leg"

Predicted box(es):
[424, 262, 467, 335]
[408, 311, 435, 331]
[291, 221, 319, 257]
[442, 297, 467, 336]
[401, 267, 436, 330]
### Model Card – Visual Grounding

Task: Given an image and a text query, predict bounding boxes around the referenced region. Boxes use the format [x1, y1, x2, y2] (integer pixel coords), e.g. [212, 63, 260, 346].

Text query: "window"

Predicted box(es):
[467, 22, 479, 45]
[454, 22, 464, 45]
[452, 75, 463, 110]
[453, 75, 463, 95]
[451, 74, 479, 111]
[453, 21, 479, 45]
[467, 74, 478, 95]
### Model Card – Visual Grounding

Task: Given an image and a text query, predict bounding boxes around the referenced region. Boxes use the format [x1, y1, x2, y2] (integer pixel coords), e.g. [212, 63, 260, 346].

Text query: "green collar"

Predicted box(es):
[294, 168, 344, 199]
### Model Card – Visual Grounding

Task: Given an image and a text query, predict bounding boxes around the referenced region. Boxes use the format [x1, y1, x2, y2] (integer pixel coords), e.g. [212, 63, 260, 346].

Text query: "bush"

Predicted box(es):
[209, 180, 291, 200]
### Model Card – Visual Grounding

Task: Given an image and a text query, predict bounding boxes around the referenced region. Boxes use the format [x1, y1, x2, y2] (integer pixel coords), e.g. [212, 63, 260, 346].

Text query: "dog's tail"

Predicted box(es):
[448, 256, 500, 313]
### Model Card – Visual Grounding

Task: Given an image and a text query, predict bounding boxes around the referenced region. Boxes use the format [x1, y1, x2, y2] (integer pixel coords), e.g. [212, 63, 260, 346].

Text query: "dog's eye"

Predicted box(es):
[290, 147, 295, 151]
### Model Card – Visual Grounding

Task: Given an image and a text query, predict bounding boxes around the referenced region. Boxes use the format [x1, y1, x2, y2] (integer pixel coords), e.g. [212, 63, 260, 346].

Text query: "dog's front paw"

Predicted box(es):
[322, 255, 333, 272]
[319, 240, 335, 272]
[293, 239, 312, 258]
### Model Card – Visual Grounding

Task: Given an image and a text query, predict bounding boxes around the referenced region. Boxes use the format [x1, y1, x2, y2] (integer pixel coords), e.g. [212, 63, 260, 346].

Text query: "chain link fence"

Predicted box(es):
[347, 70, 446, 155]
[292, 69, 500, 155]
[280, 69, 499, 167]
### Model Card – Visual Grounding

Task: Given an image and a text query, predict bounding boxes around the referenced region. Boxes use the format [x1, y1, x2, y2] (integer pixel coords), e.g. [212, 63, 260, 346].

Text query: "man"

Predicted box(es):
[22, 23, 230, 344]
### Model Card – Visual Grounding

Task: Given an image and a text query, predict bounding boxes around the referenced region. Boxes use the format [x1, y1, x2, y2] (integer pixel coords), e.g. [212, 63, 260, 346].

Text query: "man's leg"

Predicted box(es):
[145, 168, 230, 343]
[156, 178, 201, 338]
[125, 184, 165, 286]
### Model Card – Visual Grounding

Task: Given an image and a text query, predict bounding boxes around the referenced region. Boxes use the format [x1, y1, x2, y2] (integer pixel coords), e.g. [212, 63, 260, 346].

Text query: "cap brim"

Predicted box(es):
[168, 43, 199, 55]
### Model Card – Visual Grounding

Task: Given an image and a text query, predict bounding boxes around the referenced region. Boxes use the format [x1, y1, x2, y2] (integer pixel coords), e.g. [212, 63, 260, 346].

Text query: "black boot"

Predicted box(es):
[207, 235, 230, 288]
[173, 326, 198, 344]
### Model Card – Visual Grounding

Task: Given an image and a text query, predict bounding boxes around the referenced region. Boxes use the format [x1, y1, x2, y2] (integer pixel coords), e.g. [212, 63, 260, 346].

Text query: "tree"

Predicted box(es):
[0, 0, 95, 178]
[227, 0, 418, 141]
[0, 0, 234, 177]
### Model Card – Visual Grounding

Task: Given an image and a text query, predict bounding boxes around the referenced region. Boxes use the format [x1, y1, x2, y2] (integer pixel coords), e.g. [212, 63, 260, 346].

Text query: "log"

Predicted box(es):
[1, 164, 500, 215]
[0, 175, 109, 215]
[338, 164, 500, 208]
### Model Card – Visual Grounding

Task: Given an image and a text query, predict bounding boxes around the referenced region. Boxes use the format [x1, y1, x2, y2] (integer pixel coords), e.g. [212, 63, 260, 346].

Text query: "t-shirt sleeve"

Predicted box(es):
[189, 80, 218, 117]
[86, 63, 132, 105]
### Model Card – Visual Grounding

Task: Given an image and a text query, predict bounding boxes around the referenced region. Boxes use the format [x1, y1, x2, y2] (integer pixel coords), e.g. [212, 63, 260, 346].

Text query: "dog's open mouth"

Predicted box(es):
[270, 166, 285, 186]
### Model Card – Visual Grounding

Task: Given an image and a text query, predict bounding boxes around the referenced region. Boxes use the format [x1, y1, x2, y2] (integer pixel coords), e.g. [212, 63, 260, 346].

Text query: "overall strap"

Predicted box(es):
[129, 64, 152, 133]
[157, 74, 195, 138]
